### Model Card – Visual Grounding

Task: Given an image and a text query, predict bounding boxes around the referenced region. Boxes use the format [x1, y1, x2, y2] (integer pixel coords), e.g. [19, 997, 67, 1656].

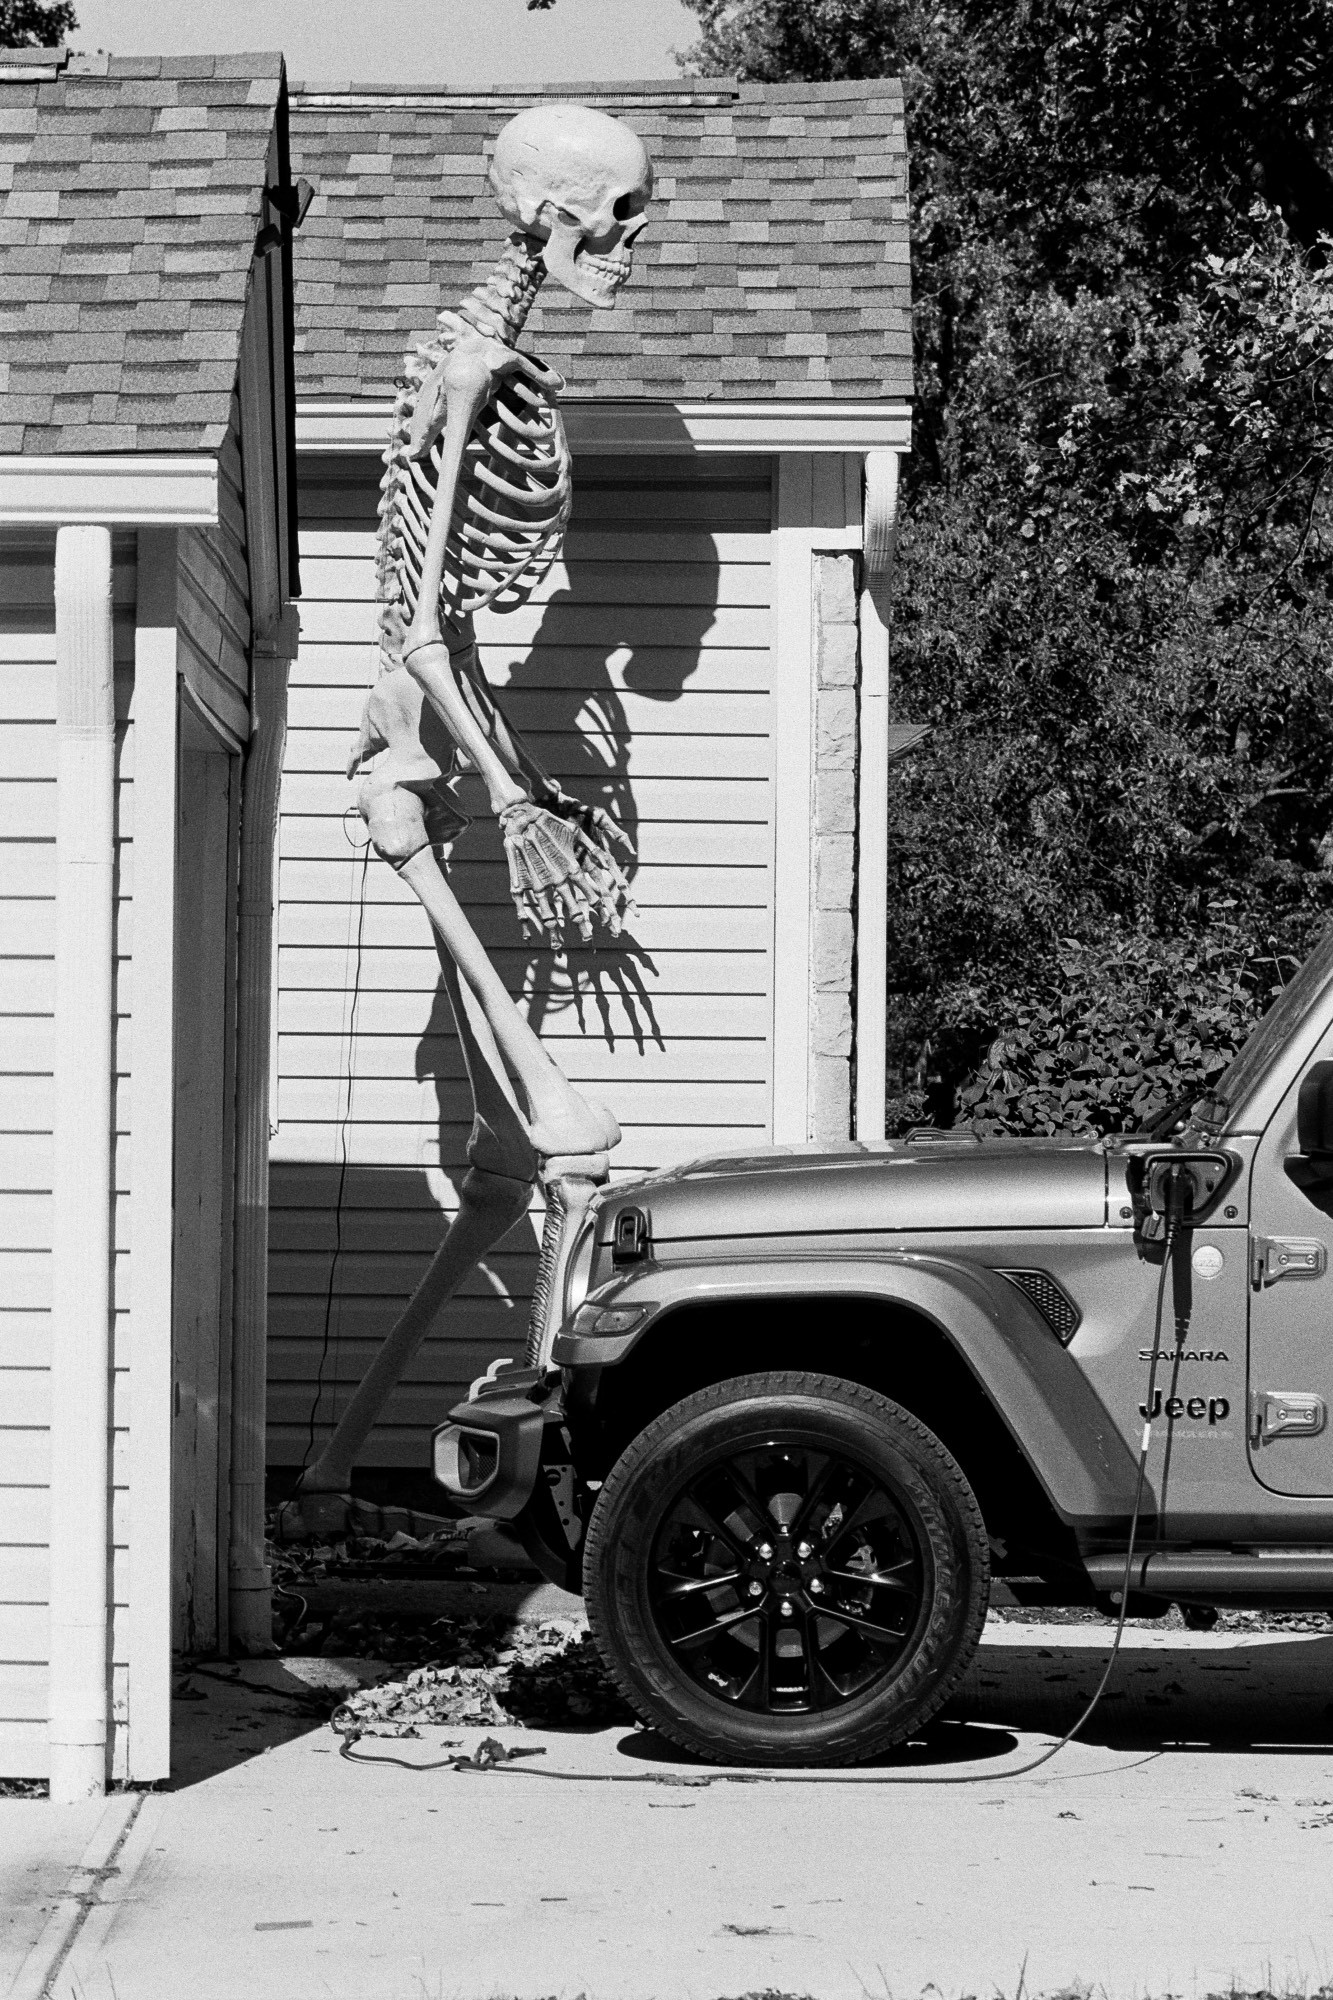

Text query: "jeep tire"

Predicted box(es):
[584, 1371, 990, 1766]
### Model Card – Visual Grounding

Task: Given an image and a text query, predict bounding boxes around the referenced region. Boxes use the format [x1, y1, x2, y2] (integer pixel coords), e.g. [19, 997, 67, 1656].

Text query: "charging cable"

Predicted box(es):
[338, 1195, 1185, 1788]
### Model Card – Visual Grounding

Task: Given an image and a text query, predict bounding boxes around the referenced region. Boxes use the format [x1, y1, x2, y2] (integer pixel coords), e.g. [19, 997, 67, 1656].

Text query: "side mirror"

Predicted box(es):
[1297, 1061, 1333, 1156]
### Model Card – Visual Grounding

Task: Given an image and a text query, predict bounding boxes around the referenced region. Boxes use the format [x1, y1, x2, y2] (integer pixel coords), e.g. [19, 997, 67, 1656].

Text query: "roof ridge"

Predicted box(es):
[0, 44, 67, 80]
[291, 76, 739, 103]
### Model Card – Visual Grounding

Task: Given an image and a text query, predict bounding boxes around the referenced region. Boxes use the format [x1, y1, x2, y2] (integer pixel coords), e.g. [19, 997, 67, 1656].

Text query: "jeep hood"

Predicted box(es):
[606, 1138, 1108, 1243]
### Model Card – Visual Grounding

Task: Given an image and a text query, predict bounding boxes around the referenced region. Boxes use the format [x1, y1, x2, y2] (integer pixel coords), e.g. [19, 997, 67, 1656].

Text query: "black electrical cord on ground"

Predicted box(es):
[337, 1199, 1185, 1789]
[291, 813, 372, 1503]
[272, 1585, 309, 1630]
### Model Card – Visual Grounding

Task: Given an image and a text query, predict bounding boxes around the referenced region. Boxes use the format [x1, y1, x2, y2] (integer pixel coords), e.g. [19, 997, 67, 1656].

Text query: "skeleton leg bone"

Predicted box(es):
[285, 783, 615, 1535]
[396, 845, 618, 1160]
[291, 942, 536, 1514]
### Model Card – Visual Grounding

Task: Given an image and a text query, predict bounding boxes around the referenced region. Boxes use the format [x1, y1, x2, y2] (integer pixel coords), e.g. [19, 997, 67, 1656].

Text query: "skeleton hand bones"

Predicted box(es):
[500, 792, 633, 947]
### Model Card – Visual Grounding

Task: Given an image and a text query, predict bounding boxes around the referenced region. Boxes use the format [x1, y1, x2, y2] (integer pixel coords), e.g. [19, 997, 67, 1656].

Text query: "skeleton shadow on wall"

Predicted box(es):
[410, 439, 722, 1322]
[416, 437, 721, 1051]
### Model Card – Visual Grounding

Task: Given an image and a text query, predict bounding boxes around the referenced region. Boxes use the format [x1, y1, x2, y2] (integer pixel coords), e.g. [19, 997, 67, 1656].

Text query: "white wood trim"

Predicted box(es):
[126, 529, 178, 1783]
[855, 450, 900, 1143]
[771, 457, 867, 1143]
[771, 458, 814, 1141]
[0, 457, 219, 527]
[297, 400, 912, 458]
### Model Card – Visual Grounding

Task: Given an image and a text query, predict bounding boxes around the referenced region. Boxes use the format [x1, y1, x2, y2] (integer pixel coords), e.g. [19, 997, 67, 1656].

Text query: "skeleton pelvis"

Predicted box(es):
[354, 667, 469, 864]
[360, 774, 469, 868]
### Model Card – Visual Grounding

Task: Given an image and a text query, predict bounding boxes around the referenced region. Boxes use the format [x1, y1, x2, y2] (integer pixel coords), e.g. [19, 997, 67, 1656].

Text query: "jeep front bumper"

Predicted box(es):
[431, 1366, 559, 1520]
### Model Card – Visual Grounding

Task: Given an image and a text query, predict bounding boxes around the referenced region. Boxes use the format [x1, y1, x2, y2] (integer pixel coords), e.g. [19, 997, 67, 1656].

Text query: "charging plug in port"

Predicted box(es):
[1131, 1151, 1234, 1240]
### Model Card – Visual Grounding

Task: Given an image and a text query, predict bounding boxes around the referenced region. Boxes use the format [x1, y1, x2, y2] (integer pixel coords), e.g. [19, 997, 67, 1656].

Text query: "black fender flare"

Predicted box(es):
[555, 1253, 1139, 1523]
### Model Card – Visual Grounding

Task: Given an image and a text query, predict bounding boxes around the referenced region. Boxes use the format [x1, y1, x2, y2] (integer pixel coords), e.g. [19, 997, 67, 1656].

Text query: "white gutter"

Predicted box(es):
[297, 398, 913, 457]
[854, 450, 901, 1143]
[48, 526, 116, 1801]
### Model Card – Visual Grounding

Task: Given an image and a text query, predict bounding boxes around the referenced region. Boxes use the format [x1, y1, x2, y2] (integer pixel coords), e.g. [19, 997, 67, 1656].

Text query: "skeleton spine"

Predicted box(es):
[456, 233, 548, 343]
[375, 235, 548, 669]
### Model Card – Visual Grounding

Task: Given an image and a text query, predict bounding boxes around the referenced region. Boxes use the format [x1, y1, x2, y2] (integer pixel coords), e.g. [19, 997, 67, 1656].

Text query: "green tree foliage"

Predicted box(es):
[0, 0, 76, 46]
[682, 0, 1333, 1134]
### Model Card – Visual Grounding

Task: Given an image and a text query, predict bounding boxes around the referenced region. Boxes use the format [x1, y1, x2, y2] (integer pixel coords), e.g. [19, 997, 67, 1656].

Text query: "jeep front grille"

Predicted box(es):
[997, 1268, 1081, 1345]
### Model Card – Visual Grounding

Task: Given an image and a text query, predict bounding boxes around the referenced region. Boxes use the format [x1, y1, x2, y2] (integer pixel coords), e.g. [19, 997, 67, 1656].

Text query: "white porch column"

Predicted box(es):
[854, 449, 900, 1143]
[48, 525, 116, 1801]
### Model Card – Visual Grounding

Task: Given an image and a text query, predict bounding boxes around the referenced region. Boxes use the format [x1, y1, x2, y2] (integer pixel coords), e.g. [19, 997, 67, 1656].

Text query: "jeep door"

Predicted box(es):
[1248, 1057, 1333, 1497]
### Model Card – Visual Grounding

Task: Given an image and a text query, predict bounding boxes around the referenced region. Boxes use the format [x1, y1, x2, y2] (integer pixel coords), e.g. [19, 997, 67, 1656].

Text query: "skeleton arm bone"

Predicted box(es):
[404, 634, 529, 813]
[452, 632, 631, 853]
[408, 626, 629, 942]
[448, 633, 634, 945]
[444, 616, 536, 785]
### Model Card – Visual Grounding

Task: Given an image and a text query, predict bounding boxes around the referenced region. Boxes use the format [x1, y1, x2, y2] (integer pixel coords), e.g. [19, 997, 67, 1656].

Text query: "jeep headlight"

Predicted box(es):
[570, 1302, 651, 1336]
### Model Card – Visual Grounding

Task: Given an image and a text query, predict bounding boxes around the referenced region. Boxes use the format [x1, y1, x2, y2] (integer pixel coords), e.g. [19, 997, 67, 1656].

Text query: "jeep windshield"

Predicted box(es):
[1191, 924, 1333, 1135]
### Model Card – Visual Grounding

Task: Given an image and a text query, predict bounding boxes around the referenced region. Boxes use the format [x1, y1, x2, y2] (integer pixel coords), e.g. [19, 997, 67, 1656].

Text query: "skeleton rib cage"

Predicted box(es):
[375, 336, 573, 672]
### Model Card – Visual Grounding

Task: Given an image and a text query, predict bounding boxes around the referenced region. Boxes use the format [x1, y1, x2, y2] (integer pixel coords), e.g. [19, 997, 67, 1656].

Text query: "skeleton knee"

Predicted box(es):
[466, 1112, 538, 1186]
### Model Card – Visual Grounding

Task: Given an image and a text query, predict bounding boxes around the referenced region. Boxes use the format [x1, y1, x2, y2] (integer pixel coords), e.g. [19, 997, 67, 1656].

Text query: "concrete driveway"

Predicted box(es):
[9, 1614, 1333, 2000]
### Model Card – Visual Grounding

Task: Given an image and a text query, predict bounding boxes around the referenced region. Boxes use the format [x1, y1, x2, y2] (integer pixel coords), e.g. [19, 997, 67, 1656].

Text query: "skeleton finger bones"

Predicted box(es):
[500, 798, 632, 947]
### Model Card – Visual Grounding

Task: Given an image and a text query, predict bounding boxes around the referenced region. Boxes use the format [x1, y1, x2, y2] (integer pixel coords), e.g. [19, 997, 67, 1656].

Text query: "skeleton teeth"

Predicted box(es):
[582, 253, 631, 280]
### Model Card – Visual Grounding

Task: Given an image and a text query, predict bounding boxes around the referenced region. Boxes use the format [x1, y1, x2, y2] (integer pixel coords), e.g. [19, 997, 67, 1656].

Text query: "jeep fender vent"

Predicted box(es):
[997, 1268, 1081, 1345]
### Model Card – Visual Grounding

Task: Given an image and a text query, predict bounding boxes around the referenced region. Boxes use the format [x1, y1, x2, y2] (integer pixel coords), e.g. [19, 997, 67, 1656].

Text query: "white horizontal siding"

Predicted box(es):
[270, 456, 776, 1466]
[0, 532, 135, 1778]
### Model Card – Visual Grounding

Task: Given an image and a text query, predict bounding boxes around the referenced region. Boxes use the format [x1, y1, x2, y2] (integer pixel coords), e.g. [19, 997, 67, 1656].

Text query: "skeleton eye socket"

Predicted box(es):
[613, 191, 643, 221]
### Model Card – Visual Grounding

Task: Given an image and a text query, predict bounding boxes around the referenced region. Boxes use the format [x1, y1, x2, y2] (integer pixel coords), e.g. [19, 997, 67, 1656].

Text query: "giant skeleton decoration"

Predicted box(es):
[288, 106, 654, 1534]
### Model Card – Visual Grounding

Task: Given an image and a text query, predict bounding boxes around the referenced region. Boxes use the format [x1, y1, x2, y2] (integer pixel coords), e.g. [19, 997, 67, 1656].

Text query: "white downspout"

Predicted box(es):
[228, 610, 297, 1651]
[49, 525, 116, 1801]
[854, 450, 900, 1143]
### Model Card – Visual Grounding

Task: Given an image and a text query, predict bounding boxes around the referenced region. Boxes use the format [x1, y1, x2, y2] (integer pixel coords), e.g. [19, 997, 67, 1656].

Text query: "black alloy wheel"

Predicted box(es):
[585, 1371, 990, 1766]
[647, 1438, 926, 1712]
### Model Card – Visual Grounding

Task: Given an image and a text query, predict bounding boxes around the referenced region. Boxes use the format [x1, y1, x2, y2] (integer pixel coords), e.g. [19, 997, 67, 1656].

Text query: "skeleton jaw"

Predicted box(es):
[540, 207, 637, 308]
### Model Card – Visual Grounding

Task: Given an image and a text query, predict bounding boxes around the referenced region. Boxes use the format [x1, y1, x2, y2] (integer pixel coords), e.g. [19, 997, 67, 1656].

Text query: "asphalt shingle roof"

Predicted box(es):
[0, 49, 285, 455]
[289, 77, 910, 403]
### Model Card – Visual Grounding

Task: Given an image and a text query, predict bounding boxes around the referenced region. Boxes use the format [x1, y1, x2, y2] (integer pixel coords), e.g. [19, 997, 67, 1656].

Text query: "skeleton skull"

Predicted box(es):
[489, 104, 653, 310]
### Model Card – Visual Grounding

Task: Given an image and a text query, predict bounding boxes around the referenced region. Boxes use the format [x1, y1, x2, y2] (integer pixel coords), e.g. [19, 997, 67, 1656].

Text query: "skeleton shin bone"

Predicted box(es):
[291, 106, 651, 1527]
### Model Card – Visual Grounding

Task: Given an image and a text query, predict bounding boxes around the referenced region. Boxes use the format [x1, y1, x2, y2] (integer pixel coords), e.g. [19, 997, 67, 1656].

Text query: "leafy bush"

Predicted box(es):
[0, 1, 76, 46]
[953, 927, 1296, 1138]
[884, 214, 1333, 1130]
[681, 3, 1333, 1136]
